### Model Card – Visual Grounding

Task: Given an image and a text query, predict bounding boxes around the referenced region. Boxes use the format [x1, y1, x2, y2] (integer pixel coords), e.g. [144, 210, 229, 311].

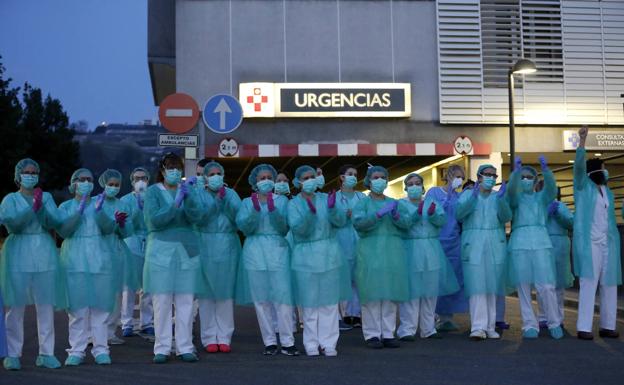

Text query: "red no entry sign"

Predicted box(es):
[158, 93, 200, 134]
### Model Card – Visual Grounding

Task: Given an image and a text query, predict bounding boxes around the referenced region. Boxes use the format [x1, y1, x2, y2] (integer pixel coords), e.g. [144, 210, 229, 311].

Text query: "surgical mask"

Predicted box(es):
[164, 169, 182, 185]
[76, 181, 93, 196]
[370, 178, 387, 194]
[195, 176, 205, 188]
[133, 180, 147, 193]
[407, 185, 423, 200]
[274, 181, 290, 195]
[20, 174, 38, 189]
[343, 175, 357, 188]
[481, 176, 496, 190]
[451, 177, 463, 190]
[521, 179, 534, 193]
[105, 185, 120, 198]
[302, 178, 317, 194]
[256, 179, 275, 194]
[587, 169, 608, 185]
[207, 175, 224, 191]
[316, 175, 325, 189]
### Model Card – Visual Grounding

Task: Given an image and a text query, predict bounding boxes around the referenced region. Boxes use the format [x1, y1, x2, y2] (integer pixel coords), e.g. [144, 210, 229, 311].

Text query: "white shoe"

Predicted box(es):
[486, 330, 501, 339]
[305, 350, 320, 357]
[322, 349, 338, 357]
[108, 336, 125, 345]
[469, 330, 487, 340]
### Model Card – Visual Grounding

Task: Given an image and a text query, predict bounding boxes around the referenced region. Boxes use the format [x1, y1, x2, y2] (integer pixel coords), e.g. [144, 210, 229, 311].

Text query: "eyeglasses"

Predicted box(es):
[480, 172, 498, 178]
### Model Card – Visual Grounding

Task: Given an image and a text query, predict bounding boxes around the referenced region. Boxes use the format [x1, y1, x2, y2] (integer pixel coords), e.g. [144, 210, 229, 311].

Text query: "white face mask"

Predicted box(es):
[451, 177, 463, 190]
[134, 180, 147, 193]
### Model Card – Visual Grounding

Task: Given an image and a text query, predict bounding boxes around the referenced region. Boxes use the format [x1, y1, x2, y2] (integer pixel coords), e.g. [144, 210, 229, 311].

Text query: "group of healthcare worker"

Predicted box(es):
[1, 125, 621, 370]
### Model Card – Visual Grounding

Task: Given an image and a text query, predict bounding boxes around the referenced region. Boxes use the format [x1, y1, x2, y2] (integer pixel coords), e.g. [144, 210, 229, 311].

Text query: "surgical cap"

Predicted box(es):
[69, 168, 93, 194]
[403, 173, 423, 189]
[130, 167, 150, 183]
[202, 161, 225, 176]
[14, 158, 40, 185]
[364, 165, 388, 188]
[292, 165, 315, 189]
[477, 164, 496, 177]
[248, 164, 277, 189]
[520, 165, 538, 178]
[98, 169, 122, 188]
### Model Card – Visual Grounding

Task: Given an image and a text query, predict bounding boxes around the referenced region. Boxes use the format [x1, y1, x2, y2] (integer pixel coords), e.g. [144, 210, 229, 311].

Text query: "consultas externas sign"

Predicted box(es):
[239, 83, 411, 118]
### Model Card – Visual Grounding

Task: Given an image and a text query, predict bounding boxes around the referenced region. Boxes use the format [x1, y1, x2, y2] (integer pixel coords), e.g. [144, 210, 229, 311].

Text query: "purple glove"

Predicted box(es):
[327, 190, 336, 209]
[78, 193, 88, 214]
[115, 211, 128, 228]
[427, 202, 437, 216]
[32, 188, 43, 212]
[136, 193, 144, 210]
[496, 181, 507, 199]
[547, 201, 559, 217]
[514, 156, 522, 171]
[95, 193, 105, 212]
[472, 182, 480, 198]
[187, 176, 198, 186]
[417, 200, 425, 216]
[251, 193, 261, 212]
[391, 208, 400, 221]
[306, 197, 317, 214]
[443, 189, 455, 209]
[174, 183, 188, 208]
[267, 192, 275, 212]
[376, 200, 397, 218]
[539, 155, 548, 171]
[218, 186, 226, 199]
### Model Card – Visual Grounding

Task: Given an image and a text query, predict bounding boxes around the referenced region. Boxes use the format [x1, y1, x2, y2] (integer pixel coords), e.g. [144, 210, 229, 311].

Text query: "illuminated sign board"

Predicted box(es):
[563, 130, 624, 151]
[239, 83, 411, 118]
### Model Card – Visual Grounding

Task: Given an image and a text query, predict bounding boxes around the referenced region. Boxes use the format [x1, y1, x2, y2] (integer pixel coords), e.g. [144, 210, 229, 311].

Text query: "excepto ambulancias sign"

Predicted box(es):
[158, 134, 199, 147]
[563, 130, 624, 151]
[239, 83, 411, 118]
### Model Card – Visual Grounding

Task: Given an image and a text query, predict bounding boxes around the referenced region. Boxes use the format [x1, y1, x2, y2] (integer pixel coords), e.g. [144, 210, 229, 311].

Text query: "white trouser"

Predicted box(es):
[254, 302, 295, 347]
[301, 305, 340, 354]
[495, 295, 506, 322]
[469, 294, 496, 333]
[121, 289, 154, 330]
[361, 300, 397, 340]
[152, 293, 195, 355]
[344, 281, 361, 317]
[577, 238, 618, 332]
[538, 288, 565, 324]
[106, 294, 122, 339]
[67, 307, 110, 358]
[5, 304, 55, 357]
[198, 299, 235, 346]
[397, 297, 437, 338]
[518, 283, 560, 331]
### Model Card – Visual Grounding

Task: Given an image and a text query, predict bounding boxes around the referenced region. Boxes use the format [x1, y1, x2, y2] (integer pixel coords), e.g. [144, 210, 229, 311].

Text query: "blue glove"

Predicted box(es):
[497, 181, 507, 199]
[539, 155, 548, 171]
[471, 182, 480, 198]
[514, 156, 522, 171]
[94, 193, 105, 212]
[174, 183, 188, 207]
[136, 193, 143, 210]
[187, 176, 198, 186]
[547, 201, 559, 217]
[376, 200, 397, 218]
[78, 193, 88, 215]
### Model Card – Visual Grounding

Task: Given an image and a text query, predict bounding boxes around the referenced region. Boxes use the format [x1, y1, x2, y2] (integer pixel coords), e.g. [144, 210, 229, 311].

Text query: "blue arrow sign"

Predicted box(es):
[203, 94, 243, 134]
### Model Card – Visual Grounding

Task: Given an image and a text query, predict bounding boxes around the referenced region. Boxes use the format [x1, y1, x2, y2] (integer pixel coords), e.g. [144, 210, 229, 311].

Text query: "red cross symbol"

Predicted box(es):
[246, 88, 268, 112]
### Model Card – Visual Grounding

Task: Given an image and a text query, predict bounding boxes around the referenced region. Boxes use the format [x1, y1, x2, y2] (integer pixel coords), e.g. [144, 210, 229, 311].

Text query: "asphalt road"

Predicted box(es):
[2, 297, 623, 385]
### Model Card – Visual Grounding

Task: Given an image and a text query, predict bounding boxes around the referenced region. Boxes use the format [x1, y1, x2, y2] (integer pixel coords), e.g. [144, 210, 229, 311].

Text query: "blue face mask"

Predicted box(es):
[407, 185, 423, 200]
[256, 179, 274, 194]
[76, 181, 93, 196]
[195, 175, 205, 188]
[370, 178, 387, 194]
[343, 175, 357, 188]
[164, 169, 182, 185]
[20, 174, 38, 189]
[481, 176, 496, 190]
[274, 181, 290, 195]
[105, 185, 120, 198]
[302, 178, 317, 194]
[521, 179, 534, 193]
[207, 175, 224, 191]
[316, 175, 325, 189]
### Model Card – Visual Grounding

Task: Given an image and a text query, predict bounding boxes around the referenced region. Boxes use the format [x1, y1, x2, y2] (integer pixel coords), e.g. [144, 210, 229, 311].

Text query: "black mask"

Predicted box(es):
[588, 170, 606, 185]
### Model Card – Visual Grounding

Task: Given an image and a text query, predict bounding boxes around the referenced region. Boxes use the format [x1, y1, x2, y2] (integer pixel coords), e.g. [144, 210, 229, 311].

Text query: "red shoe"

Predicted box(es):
[218, 344, 231, 353]
[205, 344, 219, 353]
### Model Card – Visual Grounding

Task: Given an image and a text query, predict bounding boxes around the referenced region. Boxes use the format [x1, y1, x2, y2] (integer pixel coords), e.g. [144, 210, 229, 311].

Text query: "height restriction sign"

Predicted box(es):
[158, 93, 200, 134]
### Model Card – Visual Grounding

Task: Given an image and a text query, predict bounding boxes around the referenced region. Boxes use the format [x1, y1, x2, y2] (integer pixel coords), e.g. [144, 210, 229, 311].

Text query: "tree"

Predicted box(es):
[0, 57, 81, 200]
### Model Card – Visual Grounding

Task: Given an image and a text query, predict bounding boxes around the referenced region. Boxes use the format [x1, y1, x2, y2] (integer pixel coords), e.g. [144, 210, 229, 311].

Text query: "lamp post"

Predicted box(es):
[508, 59, 537, 172]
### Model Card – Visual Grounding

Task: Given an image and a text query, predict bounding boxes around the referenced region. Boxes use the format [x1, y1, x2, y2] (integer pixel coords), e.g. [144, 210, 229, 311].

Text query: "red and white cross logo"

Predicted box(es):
[246, 88, 268, 112]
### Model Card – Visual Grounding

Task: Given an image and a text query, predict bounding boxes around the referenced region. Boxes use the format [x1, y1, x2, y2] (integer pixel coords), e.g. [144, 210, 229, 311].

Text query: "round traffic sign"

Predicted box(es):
[453, 135, 473, 155]
[158, 93, 200, 134]
[203, 94, 243, 134]
[219, 138, 239, 157]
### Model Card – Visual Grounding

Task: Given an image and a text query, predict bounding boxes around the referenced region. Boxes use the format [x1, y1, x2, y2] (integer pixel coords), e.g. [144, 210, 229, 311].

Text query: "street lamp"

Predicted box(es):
[508, 59, 537, 172]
